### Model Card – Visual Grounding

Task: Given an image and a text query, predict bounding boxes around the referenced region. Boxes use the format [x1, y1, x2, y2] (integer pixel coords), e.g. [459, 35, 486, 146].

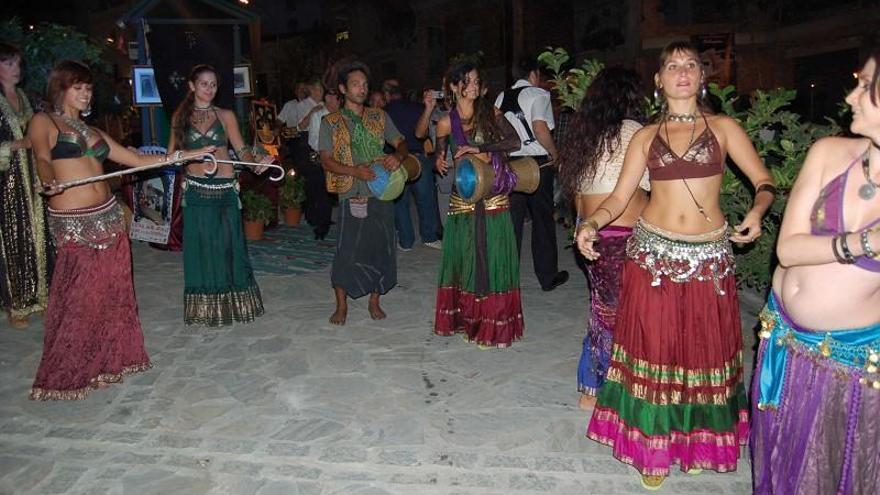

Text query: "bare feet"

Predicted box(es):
[329, 304, 347, 325]
[578, 393, 597, 411]
[330, 286, 348, 325]
[368, 294, 386, 320]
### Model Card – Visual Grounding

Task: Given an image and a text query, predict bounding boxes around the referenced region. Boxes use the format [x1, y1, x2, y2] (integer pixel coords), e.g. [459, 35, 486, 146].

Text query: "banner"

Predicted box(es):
[146, 24, 235, 123]
[130, 168, 177, 244]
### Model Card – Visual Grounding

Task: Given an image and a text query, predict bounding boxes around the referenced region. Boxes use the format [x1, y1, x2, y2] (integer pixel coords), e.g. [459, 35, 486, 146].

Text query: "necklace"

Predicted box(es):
[663, 115, 711, 222]
[859, 150, 880, 200]
[666, 112, 697, 123]
[56, 112, 91, 141]
[192, 104, 214, 125]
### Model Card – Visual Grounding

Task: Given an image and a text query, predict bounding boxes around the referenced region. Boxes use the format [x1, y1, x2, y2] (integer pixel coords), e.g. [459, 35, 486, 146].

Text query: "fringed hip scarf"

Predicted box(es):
[449, 193, 509, 298]
[48, 196, 125, 249]
[626, 219, 734, 295]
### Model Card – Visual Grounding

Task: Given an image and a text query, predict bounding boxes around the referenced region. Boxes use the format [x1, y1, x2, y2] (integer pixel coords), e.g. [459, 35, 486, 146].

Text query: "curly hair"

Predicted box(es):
[46, 60, 93, 113]
[558, 67, 645, 204]
[444, 62, 502, 144]
[171, 64, 218, 148]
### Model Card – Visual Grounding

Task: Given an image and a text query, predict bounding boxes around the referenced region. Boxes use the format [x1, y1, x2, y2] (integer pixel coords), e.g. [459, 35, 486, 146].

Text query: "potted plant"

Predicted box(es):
[241, 190, 274, 241]
[278, 173, 306, 226]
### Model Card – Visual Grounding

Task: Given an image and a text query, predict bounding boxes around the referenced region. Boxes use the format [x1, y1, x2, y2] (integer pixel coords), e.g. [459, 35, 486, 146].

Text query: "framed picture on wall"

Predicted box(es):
[131, 65, 162, 106]
[233, 64, 253, 97]
[251, 99, 279, 156]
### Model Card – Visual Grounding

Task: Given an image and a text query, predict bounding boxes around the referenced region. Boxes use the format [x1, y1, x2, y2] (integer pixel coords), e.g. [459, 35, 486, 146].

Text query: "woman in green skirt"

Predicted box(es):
[168, 64, 265, 326]
[433, 63, 524, 348]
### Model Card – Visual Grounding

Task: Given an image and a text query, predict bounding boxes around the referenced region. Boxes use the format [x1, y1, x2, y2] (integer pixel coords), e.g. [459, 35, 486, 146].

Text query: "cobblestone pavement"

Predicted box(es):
[0, 223, 759, 494]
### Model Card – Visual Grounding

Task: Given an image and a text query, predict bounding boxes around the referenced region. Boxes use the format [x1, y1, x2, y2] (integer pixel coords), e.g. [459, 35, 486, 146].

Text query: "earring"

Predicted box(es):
[700, 84, 707, 100]
[653, 87, 662, 102]
[81, 104, 92, 117]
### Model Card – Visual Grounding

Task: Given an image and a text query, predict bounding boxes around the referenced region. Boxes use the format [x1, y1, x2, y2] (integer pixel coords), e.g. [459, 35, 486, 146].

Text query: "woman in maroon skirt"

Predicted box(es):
[27, 60, 210, 400]
[575, 42, 775, 489]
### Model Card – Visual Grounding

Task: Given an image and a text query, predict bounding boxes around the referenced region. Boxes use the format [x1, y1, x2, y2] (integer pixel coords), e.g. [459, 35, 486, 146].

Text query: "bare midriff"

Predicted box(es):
[186, 148, 235, 178]
[773, 264, 880, 330]
[48, 156, 113, 210]
[640, 175, 725, 234]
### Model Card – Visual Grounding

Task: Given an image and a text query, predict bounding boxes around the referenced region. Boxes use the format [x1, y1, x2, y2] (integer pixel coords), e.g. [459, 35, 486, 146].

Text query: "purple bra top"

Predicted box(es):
[810, 153, 880, 272]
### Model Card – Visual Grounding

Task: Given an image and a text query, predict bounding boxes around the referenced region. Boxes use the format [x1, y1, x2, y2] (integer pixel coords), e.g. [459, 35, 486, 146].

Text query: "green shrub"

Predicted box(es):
[279, 173, 306, 209]
[241, 190, 274, 225]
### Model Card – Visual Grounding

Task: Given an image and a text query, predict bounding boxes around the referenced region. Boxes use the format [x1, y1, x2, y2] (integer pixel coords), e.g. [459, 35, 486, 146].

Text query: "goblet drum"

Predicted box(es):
[453, 156, 540, 203]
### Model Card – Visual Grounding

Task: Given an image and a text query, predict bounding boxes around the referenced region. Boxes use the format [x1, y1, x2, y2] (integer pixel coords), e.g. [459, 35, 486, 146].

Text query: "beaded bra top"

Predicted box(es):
[49, 117, 109, 162]
[185, 109, 227, 148]
[810, 153, 880, 272]
[646, 115, 723, 181]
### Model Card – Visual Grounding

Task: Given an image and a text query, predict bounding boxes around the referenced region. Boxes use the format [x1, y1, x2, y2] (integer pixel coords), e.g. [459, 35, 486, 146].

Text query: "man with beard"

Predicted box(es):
[318, 61, 408, 325]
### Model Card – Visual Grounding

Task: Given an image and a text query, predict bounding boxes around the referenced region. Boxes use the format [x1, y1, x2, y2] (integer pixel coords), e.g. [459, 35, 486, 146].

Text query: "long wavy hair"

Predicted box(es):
[171, 64, 218, 147]
[558, 67, 645, 203]
[444, 63, 502, 145]
[866, 48, 880, 106]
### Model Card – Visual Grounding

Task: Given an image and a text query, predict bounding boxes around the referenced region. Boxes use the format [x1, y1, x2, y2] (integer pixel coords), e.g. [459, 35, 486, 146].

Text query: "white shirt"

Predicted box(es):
[494, 79, 555, 157]
[577, 119, 650, 195]
[307, 106, 330, 151]
[278, 96, 320, 130]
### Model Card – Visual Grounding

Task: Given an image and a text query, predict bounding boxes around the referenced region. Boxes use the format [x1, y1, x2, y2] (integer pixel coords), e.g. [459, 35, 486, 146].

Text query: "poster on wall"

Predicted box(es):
[129, 168, 176, 244]
[252, 100, 280, 157]
[692, 33, 736, 87]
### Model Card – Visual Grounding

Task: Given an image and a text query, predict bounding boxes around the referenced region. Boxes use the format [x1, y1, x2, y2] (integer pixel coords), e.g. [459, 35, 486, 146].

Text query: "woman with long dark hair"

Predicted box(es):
[750, 49, 880, 495]
[575, 41, 775, 488]
[27, 60, 210, 399]
[0, 42, 50, 329]
[433, 63, 523, 348]
[167, 64, 266, 327]
[558, 67, 649, 410]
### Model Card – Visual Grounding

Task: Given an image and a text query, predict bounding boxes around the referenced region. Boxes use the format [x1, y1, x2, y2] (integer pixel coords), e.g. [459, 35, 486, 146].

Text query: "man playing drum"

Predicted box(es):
[318, 61, 409, 325]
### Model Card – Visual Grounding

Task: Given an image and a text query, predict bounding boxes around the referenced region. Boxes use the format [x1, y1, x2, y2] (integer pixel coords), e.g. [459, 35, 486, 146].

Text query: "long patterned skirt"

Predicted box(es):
[434, 194, 523, 348]
[586, 220, 748, 476]
[578, 226, 631, 396]
[183, 176, 264, 326]
[751, 292, 880, 495]
[30, 197, 150, 400]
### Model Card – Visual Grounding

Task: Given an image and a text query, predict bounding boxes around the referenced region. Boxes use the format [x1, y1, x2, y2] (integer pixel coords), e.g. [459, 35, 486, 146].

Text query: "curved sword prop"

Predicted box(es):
[211, 157, 285, 182]
[47, 153, 220, 193]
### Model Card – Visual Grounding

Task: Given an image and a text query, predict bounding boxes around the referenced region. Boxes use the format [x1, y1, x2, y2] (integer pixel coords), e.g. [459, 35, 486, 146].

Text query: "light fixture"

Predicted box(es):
[810, 83, 816, 88]
[106, 37, 114, 44]
[238, 0, 249, 4]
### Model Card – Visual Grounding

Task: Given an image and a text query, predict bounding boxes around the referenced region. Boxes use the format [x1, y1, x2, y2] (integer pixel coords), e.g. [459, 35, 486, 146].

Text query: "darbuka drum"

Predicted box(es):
[367, 162, 407, 201]
[454, 156, 493, 203]
[400, 154, 421, 182]
[454, 156, 540, 204]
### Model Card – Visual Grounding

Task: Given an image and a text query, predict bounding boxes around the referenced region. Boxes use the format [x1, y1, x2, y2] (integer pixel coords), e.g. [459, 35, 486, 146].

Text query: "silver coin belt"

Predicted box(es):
[184, 176, 238, 190]
[49, 199, 124, 250]
[626, 220, 735, 295]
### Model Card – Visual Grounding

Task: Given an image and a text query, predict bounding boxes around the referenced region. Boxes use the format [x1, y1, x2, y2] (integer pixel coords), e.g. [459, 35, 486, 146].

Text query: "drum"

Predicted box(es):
[454, 156, 540, 203]
[400, 154, 421, 182]
[367, 162, 407, 201]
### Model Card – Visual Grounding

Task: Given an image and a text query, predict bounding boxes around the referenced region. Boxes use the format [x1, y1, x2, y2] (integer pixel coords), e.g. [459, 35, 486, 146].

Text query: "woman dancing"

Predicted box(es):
[168, 64, 266, 327]
[557, 67, 650, 410]
[575, 41, 775, 489]
[750, 49, 880, 495]
[27, 60, 210, 399]
[433, 63, 523, 348]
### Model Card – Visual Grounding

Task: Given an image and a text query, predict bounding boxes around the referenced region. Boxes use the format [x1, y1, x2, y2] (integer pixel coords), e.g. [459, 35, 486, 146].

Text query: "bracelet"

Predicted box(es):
[840, 232, 856, 264]
[596, 207, 613, 223]
[832, 235, 847, 264]
[236, 146, 250, 158]
[576, 218, 599, 238]
[861, 230, 878, 258]
[756, 183, 778, 196]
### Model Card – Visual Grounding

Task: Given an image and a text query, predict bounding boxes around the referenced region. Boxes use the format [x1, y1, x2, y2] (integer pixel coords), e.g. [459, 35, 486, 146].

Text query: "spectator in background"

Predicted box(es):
[383, 78, 441, 250]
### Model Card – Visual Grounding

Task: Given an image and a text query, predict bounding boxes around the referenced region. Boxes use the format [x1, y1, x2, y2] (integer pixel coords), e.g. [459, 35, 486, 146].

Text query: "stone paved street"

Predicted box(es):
[0, 222, 758, 494]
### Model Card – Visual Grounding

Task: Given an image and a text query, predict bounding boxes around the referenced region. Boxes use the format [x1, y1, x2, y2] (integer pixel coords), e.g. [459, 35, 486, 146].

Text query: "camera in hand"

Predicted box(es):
[432, 90, 445, 100]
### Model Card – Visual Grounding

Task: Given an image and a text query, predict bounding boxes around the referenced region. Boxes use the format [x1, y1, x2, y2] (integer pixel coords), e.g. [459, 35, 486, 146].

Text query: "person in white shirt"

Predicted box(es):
[300, 89, 340, 240]
[495, 57, 568, 292]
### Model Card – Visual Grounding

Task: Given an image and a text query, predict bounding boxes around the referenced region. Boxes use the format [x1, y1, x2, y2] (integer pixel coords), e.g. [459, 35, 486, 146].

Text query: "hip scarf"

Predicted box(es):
[752, 292, 880, 495]
[48, 196, 124, 249]
[627, 219, 734, 295]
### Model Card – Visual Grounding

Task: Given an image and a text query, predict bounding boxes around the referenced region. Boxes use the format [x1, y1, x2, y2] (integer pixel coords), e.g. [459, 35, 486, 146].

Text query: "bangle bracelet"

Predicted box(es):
[576, 218, 599, 236]
[832, 235, 847, 263]
[861, 230, 878, 258]
[756, 183, 778, 196]
[840, 232, 856, 263]
[596, 207, 613, 223]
